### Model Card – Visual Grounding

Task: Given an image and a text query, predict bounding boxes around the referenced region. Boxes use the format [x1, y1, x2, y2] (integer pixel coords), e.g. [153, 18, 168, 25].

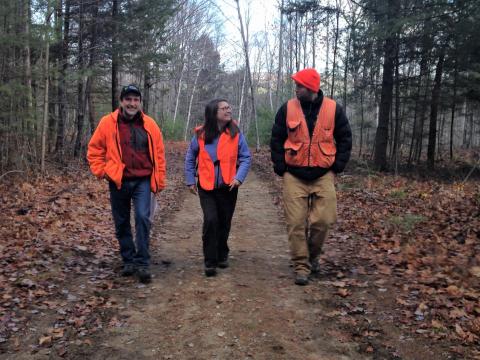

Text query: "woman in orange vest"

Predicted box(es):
[185, 99, 251, 277]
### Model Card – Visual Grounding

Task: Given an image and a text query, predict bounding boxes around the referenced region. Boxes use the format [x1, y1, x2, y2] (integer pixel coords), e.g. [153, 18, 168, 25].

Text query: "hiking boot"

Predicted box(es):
[137, 267, 152, 284]
[205, 267, 217, 277]
[310, 258, 320, 275]
[218, 259, 229, 269]
[294, 273, 309, 286]
[121, 263, 136, 277]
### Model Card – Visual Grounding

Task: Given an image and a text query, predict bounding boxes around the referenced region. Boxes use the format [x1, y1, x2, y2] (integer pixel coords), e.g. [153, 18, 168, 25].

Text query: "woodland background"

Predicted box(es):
[1, 1, 480, 358]
[0, 0, 479, 175]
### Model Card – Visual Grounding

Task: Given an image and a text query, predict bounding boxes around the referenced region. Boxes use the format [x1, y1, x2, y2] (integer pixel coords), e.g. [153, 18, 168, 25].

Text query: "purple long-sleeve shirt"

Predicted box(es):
[184, 132, 251, 188]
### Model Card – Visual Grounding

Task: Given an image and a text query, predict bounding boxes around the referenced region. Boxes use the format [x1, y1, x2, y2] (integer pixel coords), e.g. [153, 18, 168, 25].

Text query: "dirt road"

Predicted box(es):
[61, 170, 366, 360]
[1, 144, 476, 360]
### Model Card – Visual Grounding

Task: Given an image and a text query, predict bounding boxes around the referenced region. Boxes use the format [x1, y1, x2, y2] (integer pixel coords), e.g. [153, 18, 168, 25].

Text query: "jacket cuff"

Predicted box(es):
[331, 162, 344, 174]
[273, 163, 286, 176]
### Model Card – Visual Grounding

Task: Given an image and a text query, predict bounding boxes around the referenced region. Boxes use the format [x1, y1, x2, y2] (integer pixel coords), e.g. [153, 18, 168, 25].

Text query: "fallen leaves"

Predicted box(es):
[0, 141, 188, 352]
[469, 267, 480, 278]
[455, 323, 477, 343]
[253, 149, 480, 357]
[39, 335, 52, 346]
[336, 288, 350, 298]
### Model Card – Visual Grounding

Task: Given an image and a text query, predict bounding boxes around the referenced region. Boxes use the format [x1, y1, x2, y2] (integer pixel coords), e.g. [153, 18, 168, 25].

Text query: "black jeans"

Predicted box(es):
[198, 186, 238, 268]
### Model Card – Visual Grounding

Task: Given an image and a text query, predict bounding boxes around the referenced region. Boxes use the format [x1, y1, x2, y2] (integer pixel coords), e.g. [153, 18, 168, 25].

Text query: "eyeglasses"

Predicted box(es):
[219, 105, 232, 111]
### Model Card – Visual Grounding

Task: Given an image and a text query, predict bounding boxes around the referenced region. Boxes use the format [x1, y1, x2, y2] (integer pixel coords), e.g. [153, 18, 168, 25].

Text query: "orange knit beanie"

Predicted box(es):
[291, 68, 320, 93]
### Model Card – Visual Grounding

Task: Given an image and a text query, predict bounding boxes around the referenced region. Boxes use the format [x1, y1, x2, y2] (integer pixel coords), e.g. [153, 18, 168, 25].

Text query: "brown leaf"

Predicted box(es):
[51, 328, 64, 339]
[417, 302, 428, 312]
[446, 285, 463, 297]
[450, 308, 468, 319]
[39, 335, 52, 346]
[396, 297, 410, 306]
[455, 323, 477, 342]
[469, 266, 480, 278]
[325, 310, 343, 317]
[57, 347, 67, 357]
[332, 281, 347, 288]
[337, 288, 350, 298]
[431, 319, 445, 330]
[377, 265, 392, 275]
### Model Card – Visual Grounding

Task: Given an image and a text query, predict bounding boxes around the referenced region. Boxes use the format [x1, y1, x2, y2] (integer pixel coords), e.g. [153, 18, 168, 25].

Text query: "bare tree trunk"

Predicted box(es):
[414, 74, 431, 162]
[275, 0, 284, 108]
[264, 29, 274, 112]
[288, 18, 294, 94]
[343, 29, 351, 108]
[330, 1, 340, 98]
[450, 56, 458, 159]
[413, 20, 433, 163]
[427, 48, 445, 169]
[294, 11, 299, 72]
[86, 0, 99, 135]
[56, 0, 70, 155]
[41, 2, 52, 173]
[359, 88, 364, 157]
[392, 37, 401, 174]
[373, 1, 396, 171]
[23, 0, 33, 136]
[238, 68, 246, 124]
[143, 71, 151, 114]
[235, 0, 259, 150]
[184, 67, 201, 141]
[303, 13, 307, 68]
[173, 55, 186, 124]
[324, 14, 330, 94]
[312, 10, 316, 68]
[74, 0, 85, 158]
[438, 112, 445, 156]
[111, 0, 119, 111]
[408, 79, 421, 165]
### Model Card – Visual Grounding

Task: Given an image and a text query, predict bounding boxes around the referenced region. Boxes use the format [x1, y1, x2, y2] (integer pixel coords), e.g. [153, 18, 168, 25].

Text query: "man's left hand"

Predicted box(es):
[229, 179, 241, 191]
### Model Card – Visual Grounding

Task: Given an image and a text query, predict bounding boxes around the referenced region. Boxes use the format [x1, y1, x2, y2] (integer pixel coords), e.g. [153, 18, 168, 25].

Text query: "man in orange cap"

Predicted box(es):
[270, 68, 352, 285]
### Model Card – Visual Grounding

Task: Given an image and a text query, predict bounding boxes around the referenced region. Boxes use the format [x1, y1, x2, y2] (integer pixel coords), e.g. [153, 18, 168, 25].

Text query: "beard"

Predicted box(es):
[122, 106, 140, 118]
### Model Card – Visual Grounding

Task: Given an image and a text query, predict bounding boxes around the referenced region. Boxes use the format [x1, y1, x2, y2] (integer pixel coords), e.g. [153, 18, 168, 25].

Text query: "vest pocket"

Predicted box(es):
[284, 140, 306, 165]
[287, 118, 301, 131]
[318, 142, 336, 156]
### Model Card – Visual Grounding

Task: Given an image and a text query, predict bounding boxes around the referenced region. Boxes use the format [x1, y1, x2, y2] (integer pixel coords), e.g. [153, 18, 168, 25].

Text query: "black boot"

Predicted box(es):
[137, 267, 152, 284]
[205, 267, 217, 277]
[121, 263, 136, 277]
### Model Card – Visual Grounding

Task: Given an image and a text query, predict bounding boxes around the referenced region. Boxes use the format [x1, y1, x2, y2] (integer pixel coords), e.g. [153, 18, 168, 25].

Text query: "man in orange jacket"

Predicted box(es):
[270, 69, 352, 286]
[87, 84, 166, 284]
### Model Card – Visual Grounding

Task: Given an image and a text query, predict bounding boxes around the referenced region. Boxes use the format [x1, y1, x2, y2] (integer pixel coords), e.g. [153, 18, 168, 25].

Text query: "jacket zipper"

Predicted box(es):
[215, 161, 220, 189]
[115, 122, 122, 161]
[308, 137, 312, 167]
[306, 103, 314, 167]
[146, 129, 159, 192]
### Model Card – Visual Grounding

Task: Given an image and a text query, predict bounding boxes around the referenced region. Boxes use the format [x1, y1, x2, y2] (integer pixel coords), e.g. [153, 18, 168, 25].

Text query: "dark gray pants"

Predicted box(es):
[198, 186, 238, 268]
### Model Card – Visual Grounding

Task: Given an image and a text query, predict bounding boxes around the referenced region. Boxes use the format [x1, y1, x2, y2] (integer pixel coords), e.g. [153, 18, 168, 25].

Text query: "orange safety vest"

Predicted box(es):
[284, 97, 337, 168]
[196, 127, 239, 190]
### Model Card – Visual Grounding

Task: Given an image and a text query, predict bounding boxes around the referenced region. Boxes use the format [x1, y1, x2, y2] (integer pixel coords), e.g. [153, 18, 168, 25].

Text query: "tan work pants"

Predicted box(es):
[283, 171, 337, 275]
